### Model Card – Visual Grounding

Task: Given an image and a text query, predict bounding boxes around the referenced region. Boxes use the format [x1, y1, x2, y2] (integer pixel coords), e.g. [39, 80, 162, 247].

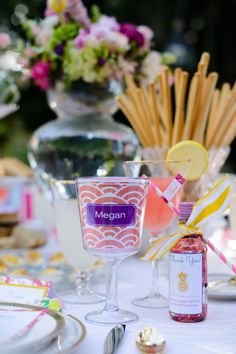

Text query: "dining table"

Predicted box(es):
[2, 185, 236, 354]
[56, 245, 236, 354]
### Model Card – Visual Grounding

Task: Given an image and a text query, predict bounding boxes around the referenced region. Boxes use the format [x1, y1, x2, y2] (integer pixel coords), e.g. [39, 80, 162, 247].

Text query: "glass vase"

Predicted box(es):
[28, 81, 139, 201]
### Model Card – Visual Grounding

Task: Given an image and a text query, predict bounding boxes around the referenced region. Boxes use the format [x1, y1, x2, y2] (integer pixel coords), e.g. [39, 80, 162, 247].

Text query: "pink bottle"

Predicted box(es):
[169, 202, 207, 322]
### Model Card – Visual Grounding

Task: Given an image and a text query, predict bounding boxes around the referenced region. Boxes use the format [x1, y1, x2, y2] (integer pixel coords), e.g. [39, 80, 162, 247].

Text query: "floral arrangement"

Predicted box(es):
[0, 32, 20, 107]
[19, 0, 175, 90]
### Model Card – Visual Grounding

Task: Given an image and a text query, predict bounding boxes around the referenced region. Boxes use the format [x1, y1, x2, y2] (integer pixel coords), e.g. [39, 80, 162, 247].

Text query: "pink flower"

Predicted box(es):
[119, 23, 145, 47]
[75, 15, 123, 49]
[67, 0, 90, 27]
[17, 57, 30, 68]
[24, 47, 37, 58]
[31, 60, 50, 90]
[75, 28, 89, 48]
[45, 7, 56, 17]
[0, 33, 11, 49]
[89, 15, 119, 41]
[95, 15, 119, 32]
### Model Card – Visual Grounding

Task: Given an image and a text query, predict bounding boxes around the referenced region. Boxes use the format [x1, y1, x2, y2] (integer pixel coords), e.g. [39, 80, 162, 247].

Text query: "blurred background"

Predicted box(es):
[0, 0, 236, 168]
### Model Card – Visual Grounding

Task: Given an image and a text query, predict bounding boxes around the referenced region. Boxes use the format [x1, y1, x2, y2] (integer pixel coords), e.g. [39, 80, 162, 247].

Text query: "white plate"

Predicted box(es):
[208, 274, 236, 300]
[36, 312, 86, 354]
[0, 303, 64, 353]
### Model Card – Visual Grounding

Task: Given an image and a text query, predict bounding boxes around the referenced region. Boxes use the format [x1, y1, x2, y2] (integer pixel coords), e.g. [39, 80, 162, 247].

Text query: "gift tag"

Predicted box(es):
[0, 276, 51, 305]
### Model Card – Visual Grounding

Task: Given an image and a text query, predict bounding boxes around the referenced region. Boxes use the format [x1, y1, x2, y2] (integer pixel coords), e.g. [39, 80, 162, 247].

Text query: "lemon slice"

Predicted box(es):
[166, 140, 209, 181]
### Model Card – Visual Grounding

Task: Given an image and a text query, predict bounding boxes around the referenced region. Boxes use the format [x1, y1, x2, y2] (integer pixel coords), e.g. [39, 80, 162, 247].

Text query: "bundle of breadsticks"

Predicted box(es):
[116, 52, 236, 149]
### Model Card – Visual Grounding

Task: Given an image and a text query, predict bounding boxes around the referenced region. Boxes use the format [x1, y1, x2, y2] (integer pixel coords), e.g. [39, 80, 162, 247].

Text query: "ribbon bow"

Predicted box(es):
[141, 175, 230, 261]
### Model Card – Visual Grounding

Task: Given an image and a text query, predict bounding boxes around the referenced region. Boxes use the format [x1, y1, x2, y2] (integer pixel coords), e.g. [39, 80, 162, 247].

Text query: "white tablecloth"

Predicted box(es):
[28, 191, 236, 353]
[61, 253, 236, 354]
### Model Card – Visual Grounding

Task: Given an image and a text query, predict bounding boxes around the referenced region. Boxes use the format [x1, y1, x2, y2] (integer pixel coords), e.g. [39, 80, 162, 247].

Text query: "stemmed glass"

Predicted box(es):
[51, 180, 105, 304]
[76, 177, 149, 325]
[124, 160, 182, 308]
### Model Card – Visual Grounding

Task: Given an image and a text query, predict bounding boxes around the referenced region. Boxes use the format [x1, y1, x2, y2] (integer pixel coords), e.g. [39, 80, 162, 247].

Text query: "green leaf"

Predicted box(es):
[91, 5, 101, 22]
[48, 23, 81, 51]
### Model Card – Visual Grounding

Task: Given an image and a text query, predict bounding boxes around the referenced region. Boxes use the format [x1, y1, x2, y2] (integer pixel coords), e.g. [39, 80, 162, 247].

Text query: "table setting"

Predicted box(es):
[0, 0, 236, 353]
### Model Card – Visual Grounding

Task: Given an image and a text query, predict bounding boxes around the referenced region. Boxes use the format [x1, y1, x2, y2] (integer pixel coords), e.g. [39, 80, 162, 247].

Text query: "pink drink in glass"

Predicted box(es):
[78, 179, 148, 257]
[144, 177, 181, 233]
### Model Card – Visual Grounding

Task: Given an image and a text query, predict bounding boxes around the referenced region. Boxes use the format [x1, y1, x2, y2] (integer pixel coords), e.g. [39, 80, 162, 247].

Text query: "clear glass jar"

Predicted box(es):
[28, 81, 139, 201]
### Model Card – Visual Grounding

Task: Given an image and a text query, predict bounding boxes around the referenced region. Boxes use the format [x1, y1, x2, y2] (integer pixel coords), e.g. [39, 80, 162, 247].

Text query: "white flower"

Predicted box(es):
[141, 50, 162, 82]
[42, 15, 59, 28]
[92, 15, 119, 32]
[138, 25, 154, 48]
[119, 56, 136, 73]
[35, 16, 59, 48]
[105, 32, 129, 51]
[36, 27, 53, 48]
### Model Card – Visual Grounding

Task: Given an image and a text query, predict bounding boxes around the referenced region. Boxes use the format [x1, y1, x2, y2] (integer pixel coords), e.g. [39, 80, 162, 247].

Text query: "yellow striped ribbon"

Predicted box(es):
[141, 176, 230, 261]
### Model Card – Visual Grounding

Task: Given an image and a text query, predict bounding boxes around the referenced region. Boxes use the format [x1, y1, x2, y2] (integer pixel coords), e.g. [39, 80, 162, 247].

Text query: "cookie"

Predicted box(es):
[12, 225, 46, 249]
[48, 252, 65, 266]
[0, 254, 22, 267]
[24, 251, 44, 266]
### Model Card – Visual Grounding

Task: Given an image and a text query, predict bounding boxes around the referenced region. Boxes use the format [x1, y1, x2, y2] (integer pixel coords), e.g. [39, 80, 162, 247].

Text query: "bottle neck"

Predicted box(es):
[179, 202, 194, 224]
[178, 220, 203, 237]
[179, 218, 188, 224]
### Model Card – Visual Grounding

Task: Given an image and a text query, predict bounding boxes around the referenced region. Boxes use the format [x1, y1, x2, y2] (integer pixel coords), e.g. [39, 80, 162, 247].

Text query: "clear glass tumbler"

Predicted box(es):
[51, 180, 105, 304]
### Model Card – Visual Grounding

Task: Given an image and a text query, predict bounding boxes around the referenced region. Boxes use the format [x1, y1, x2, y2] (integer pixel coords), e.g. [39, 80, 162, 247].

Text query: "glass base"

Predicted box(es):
[132, 293, 168, 309]
[85, 309, 139, 325]
[58, 288, 105, 304]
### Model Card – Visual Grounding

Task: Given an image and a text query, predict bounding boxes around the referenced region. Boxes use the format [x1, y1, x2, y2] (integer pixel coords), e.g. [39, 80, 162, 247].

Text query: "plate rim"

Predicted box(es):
[208, 273, 236, 300]
[0, 302, 65, 351]
[56, 311, 86, 353]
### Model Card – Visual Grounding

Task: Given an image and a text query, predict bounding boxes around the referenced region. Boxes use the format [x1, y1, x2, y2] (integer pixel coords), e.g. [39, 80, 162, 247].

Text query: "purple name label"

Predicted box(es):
[86, 204, 136, 226]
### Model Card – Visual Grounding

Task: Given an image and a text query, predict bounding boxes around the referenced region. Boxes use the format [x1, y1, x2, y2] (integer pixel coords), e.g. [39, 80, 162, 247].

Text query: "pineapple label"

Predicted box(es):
[169, 253, 203, 314]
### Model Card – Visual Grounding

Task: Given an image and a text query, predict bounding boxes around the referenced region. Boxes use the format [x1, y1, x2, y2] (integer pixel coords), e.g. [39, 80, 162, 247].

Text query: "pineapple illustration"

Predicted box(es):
[178, 272, 188, 292]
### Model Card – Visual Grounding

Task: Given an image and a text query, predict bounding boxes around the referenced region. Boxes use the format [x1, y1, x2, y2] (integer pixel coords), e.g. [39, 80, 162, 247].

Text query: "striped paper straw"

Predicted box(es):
[203, 237, 236, 274]
[145, 174, 236, 273]
[148, 180, 181, 216]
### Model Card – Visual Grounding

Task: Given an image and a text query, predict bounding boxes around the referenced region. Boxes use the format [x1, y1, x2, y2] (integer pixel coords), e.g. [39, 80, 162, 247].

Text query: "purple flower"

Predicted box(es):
[98, 57, 106, 66]
[119, 23, 145, 47]
[54, 44, 64, 56]
[31, 60, 50, 90]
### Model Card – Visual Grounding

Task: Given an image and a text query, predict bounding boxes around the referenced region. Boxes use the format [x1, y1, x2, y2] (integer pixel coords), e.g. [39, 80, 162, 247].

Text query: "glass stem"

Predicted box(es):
[151, 259, 160, 295]
[75, 269, 91, 296]
[150, 232, 161, 296]
[103, 259, 120, 312]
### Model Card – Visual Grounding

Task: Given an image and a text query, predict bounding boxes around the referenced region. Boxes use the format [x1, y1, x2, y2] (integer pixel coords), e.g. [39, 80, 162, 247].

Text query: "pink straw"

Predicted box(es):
[145, 176, 236, 274]
[145, 175, 236, 273]
[149, 181, 181, 216]
[203, 237, 236, 274]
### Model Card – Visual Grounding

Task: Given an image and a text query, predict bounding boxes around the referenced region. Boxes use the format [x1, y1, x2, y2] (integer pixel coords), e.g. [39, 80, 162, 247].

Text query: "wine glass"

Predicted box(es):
[76, 177, 149, 325]
[51, 180, 105, 304]
[124, 160, 182, 308]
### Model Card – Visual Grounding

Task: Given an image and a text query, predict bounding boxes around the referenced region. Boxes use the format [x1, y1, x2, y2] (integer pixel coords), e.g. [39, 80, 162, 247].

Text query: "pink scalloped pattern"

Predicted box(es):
[78, 182, 148, 252]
